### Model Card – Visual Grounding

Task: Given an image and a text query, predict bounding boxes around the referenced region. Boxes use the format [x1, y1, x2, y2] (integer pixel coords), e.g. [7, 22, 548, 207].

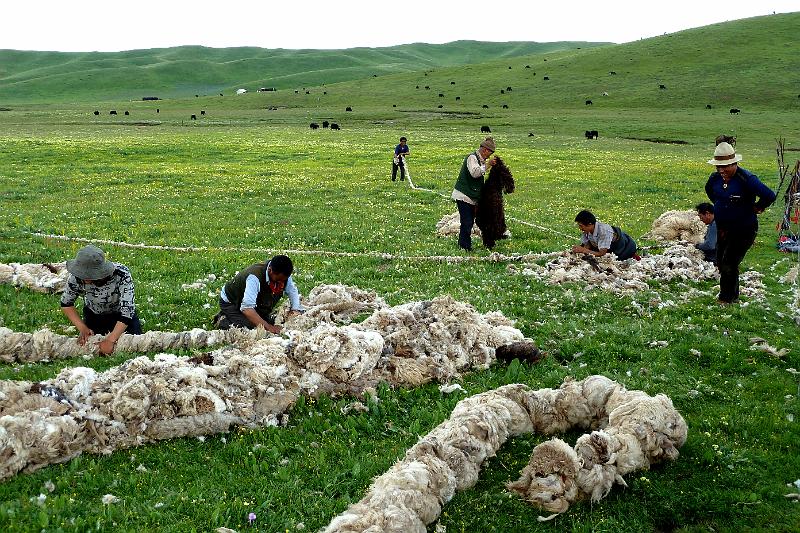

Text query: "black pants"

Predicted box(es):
[84, 308, 142, 335]
[456, 199, 476, 251]
[716, 227, 756, 303]
[392, 160, 406, 180]
[215, 298, 275, 330]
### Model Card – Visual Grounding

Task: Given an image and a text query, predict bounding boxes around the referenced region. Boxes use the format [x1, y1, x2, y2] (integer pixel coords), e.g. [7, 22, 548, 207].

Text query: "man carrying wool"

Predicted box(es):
[451, 136, 497, 252]
[213, 255, 303, 333]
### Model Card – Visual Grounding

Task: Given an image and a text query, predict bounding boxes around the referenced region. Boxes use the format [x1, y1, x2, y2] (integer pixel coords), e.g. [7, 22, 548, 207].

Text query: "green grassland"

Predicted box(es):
[1, 12, 800, 533]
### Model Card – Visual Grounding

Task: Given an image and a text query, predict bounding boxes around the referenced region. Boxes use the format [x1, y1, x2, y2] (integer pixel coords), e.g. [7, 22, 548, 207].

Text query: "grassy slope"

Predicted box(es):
[0, 41, 605, 103]
[0, 12, 798, 533]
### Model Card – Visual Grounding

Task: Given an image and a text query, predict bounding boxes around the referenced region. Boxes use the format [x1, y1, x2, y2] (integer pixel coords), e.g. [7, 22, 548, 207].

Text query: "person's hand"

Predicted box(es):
[98, 337, 116, 355]
[486, 157, 497, 167]
[266, 324, 282, 334]
[572, 245, 589, 254]
[77, 326, 94, 346]
[754, 206, 765, 214]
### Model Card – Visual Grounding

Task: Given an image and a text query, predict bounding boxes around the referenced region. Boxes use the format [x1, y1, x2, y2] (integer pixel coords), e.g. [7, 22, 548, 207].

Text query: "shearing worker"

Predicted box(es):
[392, 136, 410, 181]
[704, 142, 775, 304]
[60, 245, 142, 354]
[213, 255, 303, 333]
[451, 136, 497, 252]
[572, 210, 639, 260]
[695, 202, 717, 264]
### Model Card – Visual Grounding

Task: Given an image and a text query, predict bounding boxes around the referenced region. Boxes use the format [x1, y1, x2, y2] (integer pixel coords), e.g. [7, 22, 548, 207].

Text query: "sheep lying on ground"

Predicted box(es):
[0, 262, 68, 293]
[644, 210, 706, 243]
[322, 376, 686, 531]
[0, 284, 387, 364]
[0, 293, 532, 481]
[508, 244, 717, 295]
[0, 326, 272, 364]
[435, 212, 481, 238]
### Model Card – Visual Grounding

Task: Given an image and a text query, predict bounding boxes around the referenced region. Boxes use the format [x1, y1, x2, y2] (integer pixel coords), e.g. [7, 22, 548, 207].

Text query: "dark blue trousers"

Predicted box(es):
[456, 200, 476, 251]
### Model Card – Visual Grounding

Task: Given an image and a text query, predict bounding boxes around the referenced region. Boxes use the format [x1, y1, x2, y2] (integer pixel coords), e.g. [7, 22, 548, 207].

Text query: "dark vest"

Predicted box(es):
[454, 151, 484, 201]
[223, 263, 283, 317]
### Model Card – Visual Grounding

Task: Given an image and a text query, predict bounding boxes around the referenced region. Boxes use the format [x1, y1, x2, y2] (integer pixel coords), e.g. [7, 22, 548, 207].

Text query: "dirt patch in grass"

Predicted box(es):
[623, 137, 688, 145]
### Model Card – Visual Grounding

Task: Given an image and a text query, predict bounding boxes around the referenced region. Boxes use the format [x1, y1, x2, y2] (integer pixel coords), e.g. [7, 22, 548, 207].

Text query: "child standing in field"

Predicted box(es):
[392, 136, 410, 181]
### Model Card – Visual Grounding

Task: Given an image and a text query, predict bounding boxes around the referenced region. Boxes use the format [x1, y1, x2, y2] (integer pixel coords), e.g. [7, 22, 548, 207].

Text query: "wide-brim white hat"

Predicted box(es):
[707, 142, 742, 165]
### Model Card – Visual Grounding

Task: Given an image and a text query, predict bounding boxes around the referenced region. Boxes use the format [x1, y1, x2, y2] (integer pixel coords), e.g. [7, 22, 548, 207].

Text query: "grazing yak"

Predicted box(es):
[310, 123, 319, 130]
[585, 100, 593, 105]
[481, 125, 491, 133]
[585, 130, 599, 139]
[476, 156, 515, 249]
[729, 108, 741, 114]
[345, 106, 352, 111]
[322, 121, 329, 128]
[330, 123, 340, 130]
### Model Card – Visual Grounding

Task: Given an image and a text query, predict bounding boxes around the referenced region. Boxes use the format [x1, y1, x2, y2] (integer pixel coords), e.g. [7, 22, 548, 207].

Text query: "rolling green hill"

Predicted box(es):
[0, 41, 607, 103]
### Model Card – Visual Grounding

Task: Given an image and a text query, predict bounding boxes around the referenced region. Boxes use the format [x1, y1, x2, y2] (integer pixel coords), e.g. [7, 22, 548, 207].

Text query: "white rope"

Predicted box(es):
[26, 231, 562, 264]
[404, 161, 574, 241]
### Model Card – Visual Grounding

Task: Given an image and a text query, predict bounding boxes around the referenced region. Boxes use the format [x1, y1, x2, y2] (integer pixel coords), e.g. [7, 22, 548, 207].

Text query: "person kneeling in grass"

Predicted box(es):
[214, 255, 303, 333]
[60, 245, 142, 354]
[572, 209, 639, 260]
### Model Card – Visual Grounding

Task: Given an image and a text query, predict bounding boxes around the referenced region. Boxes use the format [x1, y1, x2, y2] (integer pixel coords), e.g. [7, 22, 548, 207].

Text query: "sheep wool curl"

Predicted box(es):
[0, 291, 533, 482]
[0, 262, 68, 293]
[0, 326, 273, 364]
[508, 244, 717, 296]
[435, 211, 481, 238]
[323, 376, 687, 531]
[644, 210, 706, 243]
[276, 284, 388, 329]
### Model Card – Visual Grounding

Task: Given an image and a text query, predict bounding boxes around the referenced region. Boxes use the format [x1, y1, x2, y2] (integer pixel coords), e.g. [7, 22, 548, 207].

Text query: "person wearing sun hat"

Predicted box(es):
[451, 136, 498, 251]
[704, 141, 776, 304]
[60, 244, 141, 354]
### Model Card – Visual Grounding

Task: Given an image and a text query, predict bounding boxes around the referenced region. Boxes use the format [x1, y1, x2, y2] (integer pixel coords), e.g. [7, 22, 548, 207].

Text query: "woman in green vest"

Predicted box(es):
[450, 137, 497, 251]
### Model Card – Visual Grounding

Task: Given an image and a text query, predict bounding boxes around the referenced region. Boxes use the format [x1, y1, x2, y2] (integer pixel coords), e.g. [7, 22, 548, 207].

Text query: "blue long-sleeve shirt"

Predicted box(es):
[696, 220, 717, 263]
[705, 166, 776, 231]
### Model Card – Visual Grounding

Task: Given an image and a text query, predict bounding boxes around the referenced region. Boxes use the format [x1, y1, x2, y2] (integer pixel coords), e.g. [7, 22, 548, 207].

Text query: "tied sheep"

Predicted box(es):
[644, 210, 707, 243]
[0, 287, 533, 481]
[0, 262, 68, 293]
[476, 156, 515, 249]
[322, 375, 686, 531]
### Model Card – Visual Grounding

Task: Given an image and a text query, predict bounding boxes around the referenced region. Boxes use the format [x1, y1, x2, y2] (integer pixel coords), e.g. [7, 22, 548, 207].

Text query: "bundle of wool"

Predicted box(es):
[508, 386, 686, 517]
[0, 326, 272, 364]
[276, 284, 388, 329]
[0, 262, 68, 293]
[1, 292, 531, 481]
[644, 210, 706, 243]
[508, 244, 717, 296]
[323, 376, 686, 530]
[435, 212, 481, 238]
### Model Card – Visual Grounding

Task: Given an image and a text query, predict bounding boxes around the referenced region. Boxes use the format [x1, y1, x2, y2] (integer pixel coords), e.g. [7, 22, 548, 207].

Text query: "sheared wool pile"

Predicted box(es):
[0, 292, 529, 481]
[0, 285, 387, 364]
[322, 375, 686, 531]
[0, 262, 68, 293]
[508, 244, 717, 295]
[435, 212, 481, 238]
[276, 284, 388, 330]
[0, 326, 272, 364]
[181, 273, 218, 291]
[644, 210, 706, 243]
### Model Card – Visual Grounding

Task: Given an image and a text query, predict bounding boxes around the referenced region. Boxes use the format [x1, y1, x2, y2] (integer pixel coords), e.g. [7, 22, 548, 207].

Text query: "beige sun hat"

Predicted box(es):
[66, 245, 115, 280]
[707, 142, 742, 166]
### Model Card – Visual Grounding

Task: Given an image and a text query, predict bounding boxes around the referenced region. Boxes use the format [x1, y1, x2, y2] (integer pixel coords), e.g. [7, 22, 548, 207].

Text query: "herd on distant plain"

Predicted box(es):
[88, 66, 760, 137]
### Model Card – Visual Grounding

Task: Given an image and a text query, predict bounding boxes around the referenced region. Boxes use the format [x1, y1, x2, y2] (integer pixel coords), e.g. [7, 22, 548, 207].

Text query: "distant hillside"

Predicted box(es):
[0, 41, 607, 103]
[289, 12, 800, 113]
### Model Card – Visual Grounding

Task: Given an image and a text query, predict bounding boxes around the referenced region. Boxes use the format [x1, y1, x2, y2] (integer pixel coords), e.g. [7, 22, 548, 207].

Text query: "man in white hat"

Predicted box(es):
[451, 136, 497, 251]
[704, 142, 775, 304]
[60, 245, 141, 353]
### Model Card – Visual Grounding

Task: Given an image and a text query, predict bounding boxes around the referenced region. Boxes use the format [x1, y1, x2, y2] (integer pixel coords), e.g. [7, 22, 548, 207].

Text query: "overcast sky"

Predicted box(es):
[2, 1, 796, 52]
